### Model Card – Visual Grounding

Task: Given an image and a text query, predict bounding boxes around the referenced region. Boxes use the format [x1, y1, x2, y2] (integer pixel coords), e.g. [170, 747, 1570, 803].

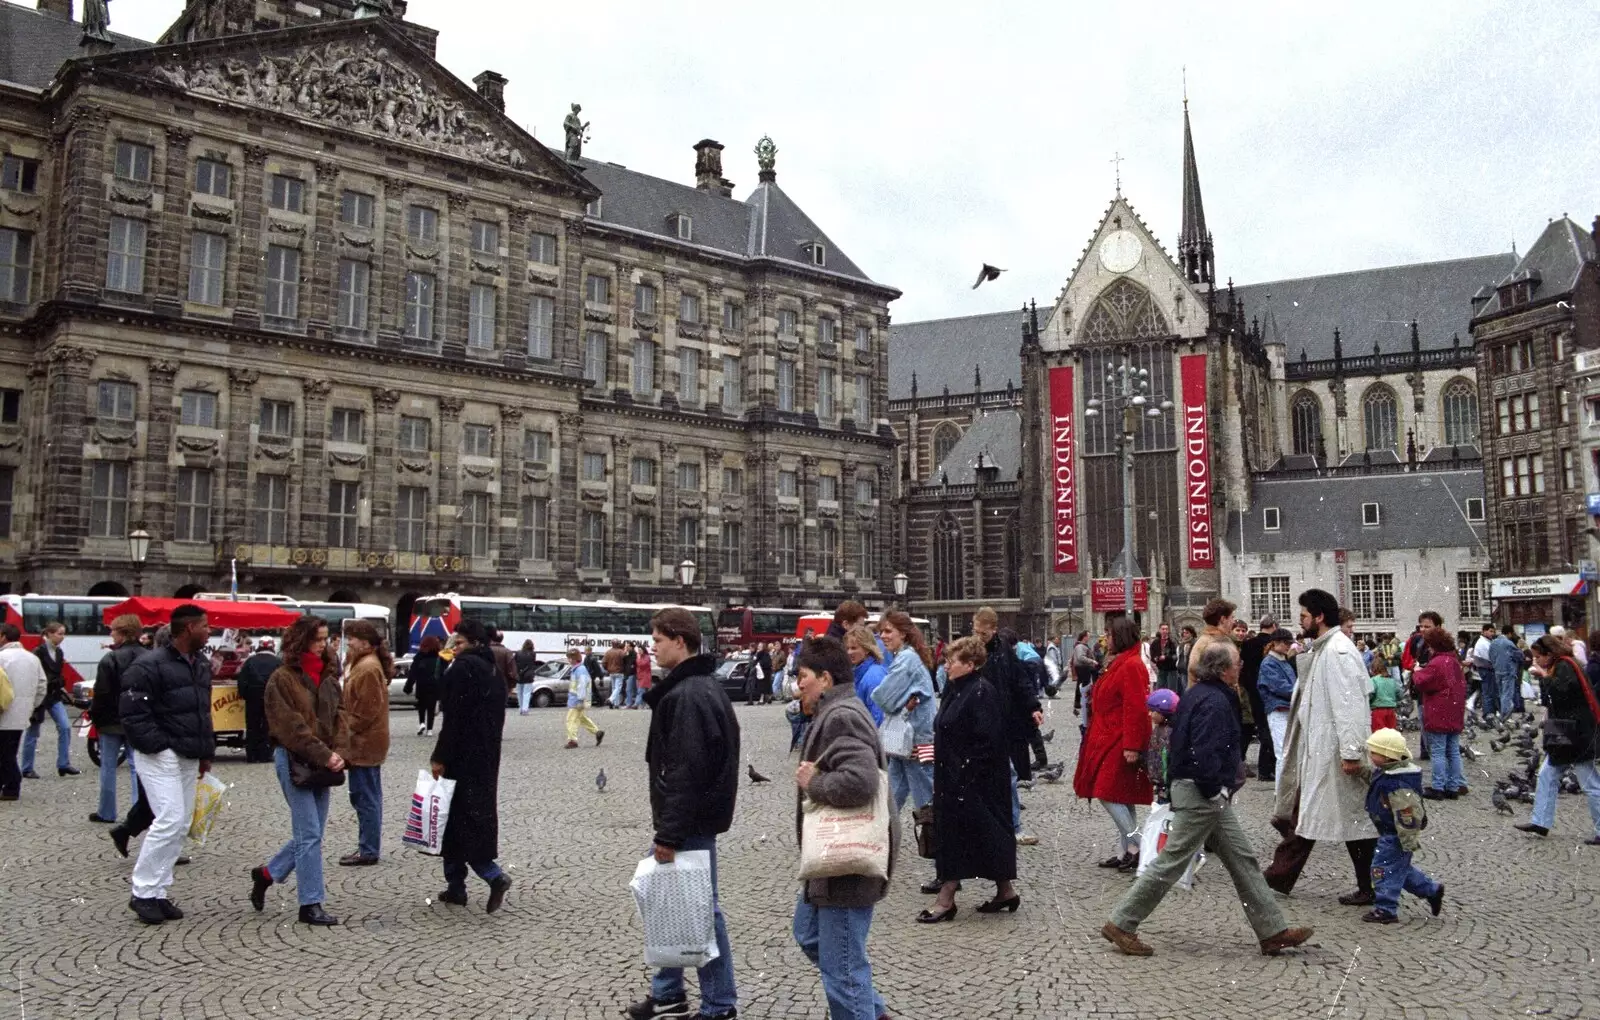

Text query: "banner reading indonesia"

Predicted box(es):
[1179, 354, 1213, 570]
[1048, 366, 1078, 573]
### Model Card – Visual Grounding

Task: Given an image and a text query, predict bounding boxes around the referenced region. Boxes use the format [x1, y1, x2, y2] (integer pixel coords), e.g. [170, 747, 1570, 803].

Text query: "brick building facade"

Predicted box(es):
[0, 0, 899, 625]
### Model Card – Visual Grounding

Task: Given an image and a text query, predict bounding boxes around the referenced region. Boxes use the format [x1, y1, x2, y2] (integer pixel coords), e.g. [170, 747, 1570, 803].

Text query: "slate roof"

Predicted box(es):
[1235, 253, 1515, 363]
[1225, 469, 1487, 555]
[886, 308, 1026, 400]
[0, 1, 148, 89]
[927, 409, 1021, 485]
[1471, 217, 1596, 320]
[574, 158, 889, 291]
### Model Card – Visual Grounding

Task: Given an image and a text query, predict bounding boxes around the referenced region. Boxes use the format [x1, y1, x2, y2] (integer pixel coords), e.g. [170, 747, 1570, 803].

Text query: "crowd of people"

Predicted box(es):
[2, 584, 1598, 1020]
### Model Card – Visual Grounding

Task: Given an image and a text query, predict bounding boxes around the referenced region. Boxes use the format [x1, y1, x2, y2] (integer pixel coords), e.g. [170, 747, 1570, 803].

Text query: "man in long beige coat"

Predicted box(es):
[1264, 588, 1379, 903]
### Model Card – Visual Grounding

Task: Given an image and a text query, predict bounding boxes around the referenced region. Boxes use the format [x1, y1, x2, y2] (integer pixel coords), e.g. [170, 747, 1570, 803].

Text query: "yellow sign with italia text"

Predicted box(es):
[211, 683, 246, 733]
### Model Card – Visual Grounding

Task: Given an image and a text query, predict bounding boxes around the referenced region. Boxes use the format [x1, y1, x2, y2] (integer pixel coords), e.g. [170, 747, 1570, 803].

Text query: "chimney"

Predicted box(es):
[693, 139, 732, 197]
[390, 0, 408, 14]
[36, 0, 71, 17]
[473, 71, 507, 113]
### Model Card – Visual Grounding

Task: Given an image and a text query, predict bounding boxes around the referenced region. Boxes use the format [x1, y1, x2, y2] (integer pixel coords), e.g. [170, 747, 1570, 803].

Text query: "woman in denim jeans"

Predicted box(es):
[89, 614, 145, 823]
[871, 612, 936, 818]
[250, 616, 348, 926]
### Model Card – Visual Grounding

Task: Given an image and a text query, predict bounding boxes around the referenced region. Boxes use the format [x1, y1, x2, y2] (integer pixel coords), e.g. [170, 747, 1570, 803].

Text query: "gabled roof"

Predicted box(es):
[1228, 469, 1487, 555]
[887, 308, 1026, 400]
[926, 410, 1021, 485]
[1471, 217, 1596, 320]
[0, 1, 148, 89]
[1235, 253, 1514, 363]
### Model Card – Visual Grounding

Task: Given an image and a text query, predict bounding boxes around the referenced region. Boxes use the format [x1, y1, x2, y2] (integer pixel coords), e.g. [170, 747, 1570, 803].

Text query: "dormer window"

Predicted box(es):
[1263, 507, 1280, 532]
[804, 241, 826, 267]
[585, 196, 603, 218]
[1361, 502, 1381, 527]
[670, 213, 692, 241]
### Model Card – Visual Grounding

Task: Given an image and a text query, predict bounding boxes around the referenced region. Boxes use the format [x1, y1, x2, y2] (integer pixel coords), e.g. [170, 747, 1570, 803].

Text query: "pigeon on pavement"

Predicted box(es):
[1491, 788, 1514, 815]
[596, 768, 607, 793]
[748, 764, 771, 785]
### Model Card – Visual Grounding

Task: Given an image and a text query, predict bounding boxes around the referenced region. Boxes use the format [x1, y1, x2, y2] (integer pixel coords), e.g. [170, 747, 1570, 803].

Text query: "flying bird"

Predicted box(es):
[971, 264, 1006, 289]
[748, 764, 770, 785]
[595, 768, 607, 793]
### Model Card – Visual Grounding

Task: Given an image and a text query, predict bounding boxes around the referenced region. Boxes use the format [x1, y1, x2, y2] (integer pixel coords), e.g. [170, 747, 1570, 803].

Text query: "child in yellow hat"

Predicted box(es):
[1362, 728, 1444, 923]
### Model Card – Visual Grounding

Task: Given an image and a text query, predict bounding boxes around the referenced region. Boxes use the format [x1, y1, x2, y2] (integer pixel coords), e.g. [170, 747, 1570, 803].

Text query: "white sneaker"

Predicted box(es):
[417, 724, 426, 736]
[425, 728, 433, 737]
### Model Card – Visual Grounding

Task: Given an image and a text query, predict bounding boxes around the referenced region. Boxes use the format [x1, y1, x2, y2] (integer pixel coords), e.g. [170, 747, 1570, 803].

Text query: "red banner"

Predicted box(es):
[1180, 354, 1213, 569]
[1048, 366, 1079, 573]
[1090, 578, 1149, 612]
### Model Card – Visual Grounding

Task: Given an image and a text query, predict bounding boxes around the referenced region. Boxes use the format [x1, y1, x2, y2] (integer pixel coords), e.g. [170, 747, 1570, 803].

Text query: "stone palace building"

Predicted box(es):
[0, 0, 900, 624]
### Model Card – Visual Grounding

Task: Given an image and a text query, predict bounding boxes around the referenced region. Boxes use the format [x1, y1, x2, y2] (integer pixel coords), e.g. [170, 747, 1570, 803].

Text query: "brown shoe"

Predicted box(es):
[1259, 926, 1313, 955]
[1100, 922, 1154, 956]
[563, 740, 578, 749]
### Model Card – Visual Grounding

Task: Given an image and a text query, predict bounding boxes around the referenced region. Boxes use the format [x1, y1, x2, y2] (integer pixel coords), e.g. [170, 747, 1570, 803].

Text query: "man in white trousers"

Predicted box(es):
[120, 604, 214, 925]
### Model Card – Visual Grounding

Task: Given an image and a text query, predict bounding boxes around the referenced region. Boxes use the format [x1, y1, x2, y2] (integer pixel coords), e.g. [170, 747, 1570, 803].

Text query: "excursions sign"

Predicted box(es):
[1179, 354, 1213, 570]
[1048, 366, 1078, 573]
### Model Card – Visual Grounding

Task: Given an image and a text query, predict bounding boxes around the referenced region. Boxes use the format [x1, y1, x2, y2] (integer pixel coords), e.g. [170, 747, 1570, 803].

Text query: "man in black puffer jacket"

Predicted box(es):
[627, 607, 740, 1020]
[120, 604, 215, 926]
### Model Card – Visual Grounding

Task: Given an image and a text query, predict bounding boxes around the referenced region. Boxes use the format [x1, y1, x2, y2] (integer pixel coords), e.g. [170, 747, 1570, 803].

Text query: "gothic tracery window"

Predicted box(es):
[1363, 384, 1398, 452]
[1290, 390, 1322, 458]
[1080, 279, 1171, 343]
[931, 423, 960, 469]
[1442, 378, 1478, 448]
[931, 512, 964, 601]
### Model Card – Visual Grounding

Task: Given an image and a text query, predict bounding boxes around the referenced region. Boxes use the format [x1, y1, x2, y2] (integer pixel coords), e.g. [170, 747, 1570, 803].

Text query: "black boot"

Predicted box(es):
[298, 903, 339, 926]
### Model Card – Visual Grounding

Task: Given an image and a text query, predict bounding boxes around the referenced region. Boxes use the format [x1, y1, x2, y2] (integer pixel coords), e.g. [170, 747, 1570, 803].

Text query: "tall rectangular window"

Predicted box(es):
[855, 477, 875, 505]
[817, 475, 838, 502]
[1562, 448, 1577, 490]
[259, 399, 294, 437]
[404, 271, 436, 340]
[722, 355, 742, 408]
[679, 292, 701, 324]
[778, 308, 798, 336]
[179, 390, 216, 428]
[854, 373, 871, 423]
[722, 302, 743, 330]
[113, 141, 152, 183]
[856, 527, 875, 578]
[678, 347, 700, 405]
[1349, 573, 1394, 620]
[778, 522, 798, 575]
[633, 339, 656, 397]
[1457, 570, 1486, 620]
[340, 190, 374, 228]
[678, 516, 700, 560]
[0, 389, 17, 424]
[268, 174, 304, 213]
[631, 456, 658, 487]
[528, 231, 557, 265]
[106, 217, 146, 293]
[527, 294, 554, 359]
[677, 461, 701, 491]
[582, 452, 606, 481]
[1, 155, 39, 194]
[580, 510, 606, 568]
[470, 219, 499, 255]
[407, 205, 438, 242]
[0, 229, 32, 302]
[584, 331, 607, 387]
[173, 467, 212, 543]
[585, 274, 610, 305]
[469, 284, 497, 349]
[720, 521, 742, 575]
[398, 416, 430, 453]
[1248, 575, 1292, 623]
[522, 429, 551, 465]
[330, 407, 364, 444]
[326, 479, 360, 547]
[722, 466, 743, 494]
[193, 159, 231, 197]
[855, 324, 871, 353]
[336, 259, 369, 329]
[0, 467, 12, 538]
[253, 474, 289, 544]
[629, 513, 655, 571]
[520, 496, 549, 559]
[1528, 393, 1542, 430]
[817, 366, 835, 419]
[97, 380, 137, 421]
[818, 522, 838, 576]
[460, 491, 491, 557]
[187, 231, 226, 306]
[818, 315, 836, 345]
[396, 486, 428, 552]
[777, 469, 798, 498]
[461, 423, 493, 457]
[776, 359, 796, 411]
[263, 245, 300, 320]
[89, 461, 129, 537]
[635, 282, 657, 315]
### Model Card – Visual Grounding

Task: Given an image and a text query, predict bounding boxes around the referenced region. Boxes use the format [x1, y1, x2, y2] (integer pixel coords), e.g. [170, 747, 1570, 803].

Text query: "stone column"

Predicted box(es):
[38, 344, 96, 549]
[610, 436, 632, 589]
[556, 411, 582, 585]
[800, 452, 817, 579]
[297, 378, 331, 547]
[370, 388, 401, 551]
[234, 145, 269, 324]
[307, 159, 341, 334]
[440, 193, 469, 361]
[662, 442, 681, 590]
[56, 107, 110, 303]
[436, 396, 464, 557]
[143, 360, 179, 544]
[223, 367, 258, 549]
[496, 405, 523, 571]
[153, 128, 192, 315]
[749, 449, 778, 598]
[561, 220, 585, 377]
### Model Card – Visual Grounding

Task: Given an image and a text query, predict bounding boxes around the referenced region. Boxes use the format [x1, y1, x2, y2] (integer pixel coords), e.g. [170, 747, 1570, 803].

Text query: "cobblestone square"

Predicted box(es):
[2, 700, 1598, 1020]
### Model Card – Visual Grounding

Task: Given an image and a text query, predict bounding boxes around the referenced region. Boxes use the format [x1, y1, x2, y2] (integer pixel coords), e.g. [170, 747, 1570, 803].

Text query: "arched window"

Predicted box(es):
[1002, 514, 1021, 598]
[931, 424, 960, 469]
[1442, 378, 1478, 447]
[1290, 390, 1322, 458]
[1080, 278, 1172, 343]
[931, 513, 964, 601]
[1363, 385, 1398, 452]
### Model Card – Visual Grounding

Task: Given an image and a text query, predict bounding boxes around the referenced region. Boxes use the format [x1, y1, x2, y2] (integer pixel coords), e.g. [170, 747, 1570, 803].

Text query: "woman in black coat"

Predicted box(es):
[429, 620, 512, 912]
[406, 636, 446, 737]
[919, 636, 1018, 923]
[1516, 633, 1600, 842]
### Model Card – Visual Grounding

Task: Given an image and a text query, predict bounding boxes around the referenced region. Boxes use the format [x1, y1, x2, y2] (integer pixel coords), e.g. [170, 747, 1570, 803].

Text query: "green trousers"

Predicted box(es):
[1110, 779, 1287, 940]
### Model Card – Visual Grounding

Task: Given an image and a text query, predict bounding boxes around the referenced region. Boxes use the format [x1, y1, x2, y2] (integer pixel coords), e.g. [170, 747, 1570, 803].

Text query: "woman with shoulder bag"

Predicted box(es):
[407, 636, 445, 736]
[792, 637, 895, 1020]
[870, 613, 936, 816]
[250, 616, 349, 925]
[1514, 634, 1600, 843]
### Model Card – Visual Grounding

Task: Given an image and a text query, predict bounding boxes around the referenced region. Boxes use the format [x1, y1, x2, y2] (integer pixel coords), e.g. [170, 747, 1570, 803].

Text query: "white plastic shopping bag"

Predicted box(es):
[630, 850, 720, 968]
[188, 773, 227, 844]
[1136, 801, 1204, 891]
[402, 769, 456, 855]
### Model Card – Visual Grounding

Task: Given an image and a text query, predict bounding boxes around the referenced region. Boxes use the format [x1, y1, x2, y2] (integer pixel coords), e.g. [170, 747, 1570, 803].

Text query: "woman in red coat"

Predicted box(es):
[1411, 627, 1467, 799]
[1073, 617, 1153, 871]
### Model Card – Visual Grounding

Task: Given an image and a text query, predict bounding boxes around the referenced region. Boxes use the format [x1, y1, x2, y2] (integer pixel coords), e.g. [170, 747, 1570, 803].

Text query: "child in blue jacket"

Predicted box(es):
[1362, 728, 1445, 923]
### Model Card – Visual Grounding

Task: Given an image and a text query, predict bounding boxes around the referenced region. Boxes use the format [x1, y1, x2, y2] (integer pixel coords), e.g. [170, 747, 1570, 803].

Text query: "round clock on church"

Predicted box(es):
[1099, 230, 1142, 273]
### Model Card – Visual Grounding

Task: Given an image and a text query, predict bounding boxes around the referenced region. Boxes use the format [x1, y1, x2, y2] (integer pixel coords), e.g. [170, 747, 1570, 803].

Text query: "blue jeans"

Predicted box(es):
[96, 732, 138, 820]
[887, 756, 934, 813]
[347, 764, 383, 858]
[267, 746, 331, 906]
[517, 682, 534, 712]
[443, 856, 505, 894]
[1370, 834, 1439, 917]
[1103, 801, 1139, 855]
[22, 701, 71, 771]
[1009, 761, 1021, 833]
[793, 894, 885, 1020]
[609, 674, 625, 707]
[1531, 758, 1600, 836]
[650, 835, 737, 1015]
[1476, 671, 1498, 718]
[1495, 672, 1519, 716]
[625, 675, 641, 707]
[1424, 731, 1463, 792]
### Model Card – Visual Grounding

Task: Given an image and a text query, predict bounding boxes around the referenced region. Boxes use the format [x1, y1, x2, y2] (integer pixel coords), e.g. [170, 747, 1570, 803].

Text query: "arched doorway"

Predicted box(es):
[328, 588, 363, 603]
[173, 583, 204, 599]
[87, 581, 130, 597]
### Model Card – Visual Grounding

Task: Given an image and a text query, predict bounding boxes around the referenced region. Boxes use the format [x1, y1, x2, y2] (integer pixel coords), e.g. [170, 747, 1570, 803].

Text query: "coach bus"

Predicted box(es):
[194, 593, 392, 645]
[715, 606, 812, 655]
[407, 594, 716, 657]
[0, 594, 123, 684]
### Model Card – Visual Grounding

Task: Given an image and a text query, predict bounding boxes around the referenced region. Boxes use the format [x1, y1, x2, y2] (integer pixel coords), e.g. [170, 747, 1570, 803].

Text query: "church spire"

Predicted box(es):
[1178, 94, 1214, 287]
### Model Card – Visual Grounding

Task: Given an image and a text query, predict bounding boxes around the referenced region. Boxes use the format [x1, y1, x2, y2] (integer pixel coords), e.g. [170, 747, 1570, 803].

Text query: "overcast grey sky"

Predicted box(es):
[98, 0, 1600, 322]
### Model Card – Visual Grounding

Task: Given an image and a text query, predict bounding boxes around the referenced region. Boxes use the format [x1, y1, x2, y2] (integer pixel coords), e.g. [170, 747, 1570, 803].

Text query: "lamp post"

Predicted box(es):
[676, 558, 697, 599]
[892, 571, 909, 613]
[1084, 357, 1172, 620]
[127, 524, 151, 596]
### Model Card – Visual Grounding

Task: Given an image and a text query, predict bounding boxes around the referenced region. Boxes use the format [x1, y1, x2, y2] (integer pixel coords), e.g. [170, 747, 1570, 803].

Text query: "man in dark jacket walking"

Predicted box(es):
[1149, 623, 1179, 694]
[120, 604, 215, 926]
[235, 638, 281, 763]
[90, 614, 145, 822]
[1240, 616, 1277, 780]
[1101, 641, 1313, 958]
[973, 608, 1042, 846]
[626, 607, 741, 1020]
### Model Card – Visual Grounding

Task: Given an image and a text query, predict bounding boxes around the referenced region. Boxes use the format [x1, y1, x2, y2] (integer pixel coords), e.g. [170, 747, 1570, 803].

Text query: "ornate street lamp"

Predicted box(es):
[677, 558, 697, 590]
[127, 524, 151, 596]
[892, 571, 909, 610]
[1084, 358, 1173, 619]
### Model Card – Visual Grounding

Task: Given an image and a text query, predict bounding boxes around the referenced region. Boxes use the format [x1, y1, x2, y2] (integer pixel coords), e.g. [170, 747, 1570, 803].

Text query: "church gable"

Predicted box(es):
[1041, 196, 1208, 349]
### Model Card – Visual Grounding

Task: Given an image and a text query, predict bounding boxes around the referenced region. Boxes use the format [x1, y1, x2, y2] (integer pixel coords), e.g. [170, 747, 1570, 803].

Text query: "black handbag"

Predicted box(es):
[912, 805, 936, 859]
[289, 754, 345, 789]
[1540, 657, 1600, 754]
